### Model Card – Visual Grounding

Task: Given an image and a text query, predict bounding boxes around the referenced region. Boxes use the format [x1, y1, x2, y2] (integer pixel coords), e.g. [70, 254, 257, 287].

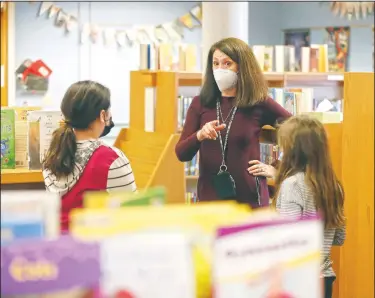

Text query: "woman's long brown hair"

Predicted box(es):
[274, 115, 345, 228]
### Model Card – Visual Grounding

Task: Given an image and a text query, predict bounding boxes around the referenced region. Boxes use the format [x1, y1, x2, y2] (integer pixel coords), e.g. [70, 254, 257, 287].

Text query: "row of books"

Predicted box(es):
[178, 95, 194, 131]
[185, 152, 199, 176]
[260, 142, 280, 165]
[185, 192, 198, 204]
[1, 188, 323, 297]
[1, 107, 62, 170]
[140, 43, 199, 72]
[252, 44, 329, 73]
[268, 87, 342, 121]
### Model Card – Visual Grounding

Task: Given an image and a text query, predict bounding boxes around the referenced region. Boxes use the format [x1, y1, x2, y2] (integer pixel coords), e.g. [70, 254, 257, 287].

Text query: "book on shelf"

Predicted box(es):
[178, 95, 194, 131]
[83, 186, 166, 209]
[260, 143, 280, 165]
[1, 190, 60, 244]
[1, 235, 101, 297]
[186, 192, 198, 204]
[185, 152, 199, 176]
[1, 202, 324, 298]
[139, 43, 198, 72]
[1, 108, 16, 169]
[27, 110, 63, 170]
[268, 87, 342, 121]
[212, 215, 322, 298]
[14, 106, 41, 168]
[252, 44, 328, 73]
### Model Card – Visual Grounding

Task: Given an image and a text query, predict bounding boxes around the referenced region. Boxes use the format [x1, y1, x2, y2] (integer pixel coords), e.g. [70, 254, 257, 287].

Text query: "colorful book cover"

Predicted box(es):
[13, 106, 41, 168]
[1, 235, 100, 297]
[212, 216, 322, 298]
[71, 202, 251, 240]
[1, 190, 61, 238]
[98, 231, 196, 298]
[1, 108, 16, 169]
[83, 186, 166, 209]
[1, 220, 44, 245]
[27, 110, 63, 170]
[283, 92, 297, 115]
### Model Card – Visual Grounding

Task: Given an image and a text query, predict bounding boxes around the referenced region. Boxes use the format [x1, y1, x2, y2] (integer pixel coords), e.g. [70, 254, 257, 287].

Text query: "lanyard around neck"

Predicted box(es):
[216, 101, 237, 173]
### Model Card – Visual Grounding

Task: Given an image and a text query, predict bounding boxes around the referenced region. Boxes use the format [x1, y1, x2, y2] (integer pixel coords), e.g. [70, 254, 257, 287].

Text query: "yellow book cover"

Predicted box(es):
[71, 203, 251, 239]
[84, 187, 166, 209]
[158, 43, 173, 71]
[13, 106, 41, 168]
[185, 44, 197, 72]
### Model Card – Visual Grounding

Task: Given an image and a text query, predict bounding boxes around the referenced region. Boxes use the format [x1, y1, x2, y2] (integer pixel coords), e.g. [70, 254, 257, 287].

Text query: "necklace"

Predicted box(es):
[218, 104, 235, 124]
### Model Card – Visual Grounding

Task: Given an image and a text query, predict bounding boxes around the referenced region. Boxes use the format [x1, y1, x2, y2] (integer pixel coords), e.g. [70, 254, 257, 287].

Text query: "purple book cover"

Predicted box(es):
[1, 235, 101, 296]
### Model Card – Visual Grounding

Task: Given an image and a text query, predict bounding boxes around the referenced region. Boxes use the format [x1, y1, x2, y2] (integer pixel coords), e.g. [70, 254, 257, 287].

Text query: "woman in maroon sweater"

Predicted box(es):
[175, 38, 291, 208]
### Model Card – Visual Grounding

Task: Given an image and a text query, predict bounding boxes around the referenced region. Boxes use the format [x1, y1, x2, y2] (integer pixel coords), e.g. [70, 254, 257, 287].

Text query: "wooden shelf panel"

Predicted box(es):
[1, 168, 44, 184]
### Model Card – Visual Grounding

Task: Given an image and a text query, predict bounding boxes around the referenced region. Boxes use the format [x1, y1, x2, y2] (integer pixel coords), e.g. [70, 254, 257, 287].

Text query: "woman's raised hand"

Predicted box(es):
[197, 120, 226, 141]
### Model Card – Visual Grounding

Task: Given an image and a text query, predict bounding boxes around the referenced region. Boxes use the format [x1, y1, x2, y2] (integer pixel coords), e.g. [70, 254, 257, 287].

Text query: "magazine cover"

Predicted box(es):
[325, 27, 350, 72]
[1, 236, 100, 297]
[213, 217, 323, 298]
[282, 92, 297, 115]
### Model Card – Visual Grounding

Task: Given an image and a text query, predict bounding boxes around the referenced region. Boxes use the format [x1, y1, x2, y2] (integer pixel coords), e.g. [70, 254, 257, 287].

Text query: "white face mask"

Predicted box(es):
[213, 69, 238, 92]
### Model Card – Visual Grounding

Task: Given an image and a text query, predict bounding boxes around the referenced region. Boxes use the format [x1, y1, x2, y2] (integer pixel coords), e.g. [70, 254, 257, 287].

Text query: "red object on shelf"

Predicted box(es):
[114, 289, 136, 298]
[28, 59, 52, 78]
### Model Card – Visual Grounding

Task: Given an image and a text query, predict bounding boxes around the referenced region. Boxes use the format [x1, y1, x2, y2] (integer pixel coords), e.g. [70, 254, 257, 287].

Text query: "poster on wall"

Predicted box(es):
[325, 27, 350, 72]
[284, 30, 310, 72]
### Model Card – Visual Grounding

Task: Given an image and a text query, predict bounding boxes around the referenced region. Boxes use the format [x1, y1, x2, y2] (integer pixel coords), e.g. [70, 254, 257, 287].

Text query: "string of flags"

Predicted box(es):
[36, 2, 202, 46]
[327, 1, 374, 20]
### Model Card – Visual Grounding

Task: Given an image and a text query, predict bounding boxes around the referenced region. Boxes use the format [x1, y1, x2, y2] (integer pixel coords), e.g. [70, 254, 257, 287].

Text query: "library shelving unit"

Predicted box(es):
[114, 71, 345, 203]
[338, 73, 374, 298]
[114, 71, 203, 204]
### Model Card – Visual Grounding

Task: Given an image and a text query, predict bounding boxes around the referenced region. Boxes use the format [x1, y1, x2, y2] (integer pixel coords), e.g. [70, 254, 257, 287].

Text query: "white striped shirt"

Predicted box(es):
[106, 146, 137, 192]
[276, 172, 346, 277]
[43, 140, 137, 196]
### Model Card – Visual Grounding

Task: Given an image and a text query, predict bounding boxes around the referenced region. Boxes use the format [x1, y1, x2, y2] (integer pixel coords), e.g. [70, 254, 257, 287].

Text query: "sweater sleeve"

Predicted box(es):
[106, 147, 137, 192]
[175, 96, 202, 162]
[333, 225, 346, 246]
[261, 97, 292, 127]
[276, 178, 303, 219]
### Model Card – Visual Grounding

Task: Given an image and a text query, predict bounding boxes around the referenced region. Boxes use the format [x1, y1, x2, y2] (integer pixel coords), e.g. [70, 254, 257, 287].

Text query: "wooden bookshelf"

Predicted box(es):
[114, 71, 202, 203]
[1, 168, 43, 184]
[338, 73, 374, 298]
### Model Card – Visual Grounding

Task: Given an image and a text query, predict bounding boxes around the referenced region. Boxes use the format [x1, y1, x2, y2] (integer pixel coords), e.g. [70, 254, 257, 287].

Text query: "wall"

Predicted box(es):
[13, 1, 201, 142]
[279, 2, 374, 72]
[12, 2, 374, 140]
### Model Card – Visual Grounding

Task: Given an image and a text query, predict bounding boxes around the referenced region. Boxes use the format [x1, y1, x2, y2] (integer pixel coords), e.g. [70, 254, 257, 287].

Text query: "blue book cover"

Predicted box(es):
[1, 220, 44, 245]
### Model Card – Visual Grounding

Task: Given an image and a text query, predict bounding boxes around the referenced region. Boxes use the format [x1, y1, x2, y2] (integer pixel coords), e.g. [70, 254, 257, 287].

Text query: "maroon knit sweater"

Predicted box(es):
[175, 96, 291, 208]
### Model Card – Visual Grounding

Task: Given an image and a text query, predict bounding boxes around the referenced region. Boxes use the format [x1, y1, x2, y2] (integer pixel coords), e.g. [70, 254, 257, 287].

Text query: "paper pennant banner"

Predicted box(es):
[155, 25, 170, 43]
[90, 25, 101, 44]
[65, 16, 77, 33]
[162, 21, 183, 42]
[55, 10, 69, 28]
[190, 5, 202, 24]
[126, 28, 138, 45]
[103, 28, 116, 46]
[49, 5, 61, 19]
[143, 26, 159, 45]
[136, 28, 151, 44]
[116, 31, 127, 47]
[81, 23, 91, 44]
[179, 13, 195, 30]
[38, 1, 53, 16]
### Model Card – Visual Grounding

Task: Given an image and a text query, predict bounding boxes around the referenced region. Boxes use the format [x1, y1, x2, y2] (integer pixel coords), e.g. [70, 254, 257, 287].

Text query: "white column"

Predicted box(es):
[202, 2, 249, 72]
